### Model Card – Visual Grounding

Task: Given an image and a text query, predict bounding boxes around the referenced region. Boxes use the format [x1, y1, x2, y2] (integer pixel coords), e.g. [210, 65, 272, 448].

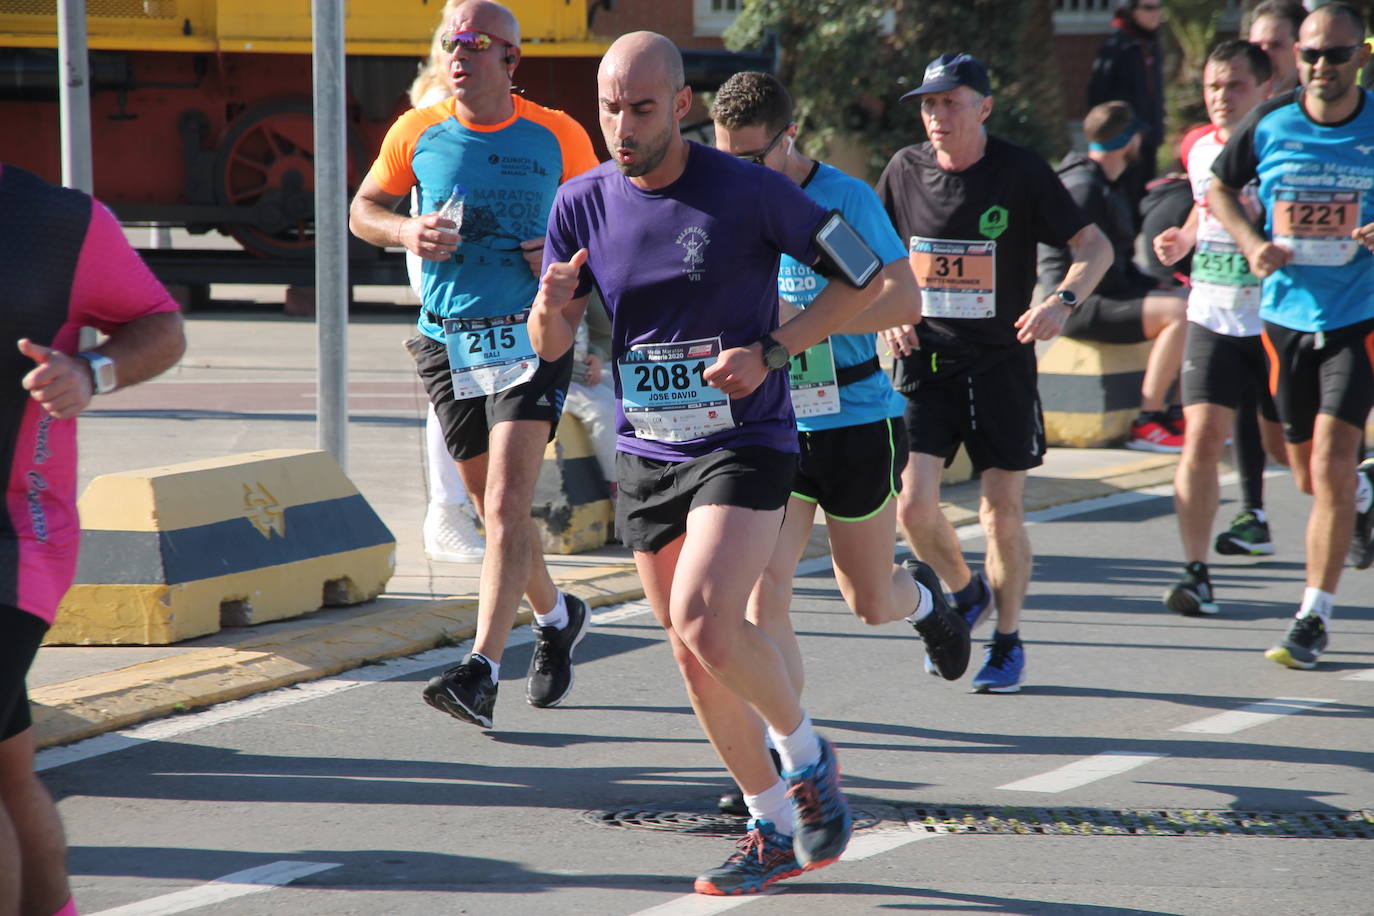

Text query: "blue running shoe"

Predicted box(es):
[784, 737, 852, 869]
[971, 640, 1025, 693]
[694, 819, 802, 896]
[955, 571, 996, 633]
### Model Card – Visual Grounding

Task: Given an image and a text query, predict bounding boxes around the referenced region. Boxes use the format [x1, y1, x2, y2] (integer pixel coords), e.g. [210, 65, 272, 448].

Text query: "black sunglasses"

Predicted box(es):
[1298, 44, 1363, 65]
[736, 125, 790, 166]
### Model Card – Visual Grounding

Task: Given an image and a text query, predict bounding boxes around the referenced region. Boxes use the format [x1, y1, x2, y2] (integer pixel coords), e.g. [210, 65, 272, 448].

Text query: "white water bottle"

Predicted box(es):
[437, 183, 466, 242]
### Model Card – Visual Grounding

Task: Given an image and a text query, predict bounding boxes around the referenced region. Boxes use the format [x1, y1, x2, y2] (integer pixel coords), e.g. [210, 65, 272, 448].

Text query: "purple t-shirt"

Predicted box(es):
[544, 141, 827, 461]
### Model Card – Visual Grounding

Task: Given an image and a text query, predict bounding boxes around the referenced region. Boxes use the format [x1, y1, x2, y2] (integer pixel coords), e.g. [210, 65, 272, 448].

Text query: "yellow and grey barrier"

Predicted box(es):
[45, 449, 395, 646]
[1039, 337, 1152, 448]
[533, 413, 613, 555]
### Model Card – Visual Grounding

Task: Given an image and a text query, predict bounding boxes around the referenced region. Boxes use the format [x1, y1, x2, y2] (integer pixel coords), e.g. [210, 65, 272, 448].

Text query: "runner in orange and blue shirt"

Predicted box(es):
[349, 0, 599, 730]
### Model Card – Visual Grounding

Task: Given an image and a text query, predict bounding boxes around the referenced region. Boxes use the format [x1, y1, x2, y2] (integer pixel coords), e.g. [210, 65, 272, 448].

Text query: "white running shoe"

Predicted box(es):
[423, 503, 485, 562]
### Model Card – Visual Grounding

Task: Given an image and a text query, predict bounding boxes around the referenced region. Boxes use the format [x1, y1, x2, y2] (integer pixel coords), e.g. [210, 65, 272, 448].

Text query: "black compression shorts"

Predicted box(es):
[1180, 323, 1279, 421]
[1260, 317, 1374, 443]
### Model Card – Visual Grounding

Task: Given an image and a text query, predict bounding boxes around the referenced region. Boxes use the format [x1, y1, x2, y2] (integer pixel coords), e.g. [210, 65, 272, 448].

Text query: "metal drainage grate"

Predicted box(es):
[584, 807, 883, 839]
[902, 806, 1374, 839]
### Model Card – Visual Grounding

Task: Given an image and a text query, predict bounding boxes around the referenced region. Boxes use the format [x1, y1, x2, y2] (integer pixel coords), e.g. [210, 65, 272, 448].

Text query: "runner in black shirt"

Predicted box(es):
[876, 53, 1110, 693]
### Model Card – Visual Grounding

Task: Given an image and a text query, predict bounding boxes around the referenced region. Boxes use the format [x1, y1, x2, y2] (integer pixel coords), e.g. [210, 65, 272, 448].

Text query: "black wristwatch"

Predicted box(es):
[1054, 288, 1078, 308]
[757, 334, 791, 371]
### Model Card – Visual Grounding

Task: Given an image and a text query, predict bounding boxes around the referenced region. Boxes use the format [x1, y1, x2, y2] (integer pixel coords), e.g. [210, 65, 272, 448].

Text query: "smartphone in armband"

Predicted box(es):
[813, 210, 882, 290]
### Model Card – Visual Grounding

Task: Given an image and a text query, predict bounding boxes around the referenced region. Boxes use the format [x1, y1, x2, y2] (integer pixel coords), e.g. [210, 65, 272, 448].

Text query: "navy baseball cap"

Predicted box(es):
[901, 53, 992, 99]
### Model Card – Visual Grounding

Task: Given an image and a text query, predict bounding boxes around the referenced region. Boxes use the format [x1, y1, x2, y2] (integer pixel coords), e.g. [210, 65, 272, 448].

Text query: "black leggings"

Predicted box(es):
[1232, 387, 1266, 512]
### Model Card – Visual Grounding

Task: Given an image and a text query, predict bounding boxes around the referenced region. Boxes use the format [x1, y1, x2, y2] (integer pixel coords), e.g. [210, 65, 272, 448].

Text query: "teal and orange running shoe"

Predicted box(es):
[785, 737, 853, 869]
[694, 818, 802, 895]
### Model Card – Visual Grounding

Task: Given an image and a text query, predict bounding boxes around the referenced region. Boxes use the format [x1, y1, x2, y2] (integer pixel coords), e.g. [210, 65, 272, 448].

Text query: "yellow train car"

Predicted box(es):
[0, 0, 606, 257]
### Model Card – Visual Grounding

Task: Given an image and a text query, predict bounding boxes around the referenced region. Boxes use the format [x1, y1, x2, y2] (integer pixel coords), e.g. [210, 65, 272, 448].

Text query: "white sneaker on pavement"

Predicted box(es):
[423, 503, 485, 562]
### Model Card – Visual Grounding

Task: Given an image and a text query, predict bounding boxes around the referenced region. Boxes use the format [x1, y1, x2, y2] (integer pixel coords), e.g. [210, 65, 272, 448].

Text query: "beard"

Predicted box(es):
[606, 122, 673, 177]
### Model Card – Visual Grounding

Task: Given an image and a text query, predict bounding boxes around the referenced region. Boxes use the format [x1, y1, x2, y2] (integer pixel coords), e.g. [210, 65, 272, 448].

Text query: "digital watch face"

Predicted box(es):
[816, 214, 880, 288]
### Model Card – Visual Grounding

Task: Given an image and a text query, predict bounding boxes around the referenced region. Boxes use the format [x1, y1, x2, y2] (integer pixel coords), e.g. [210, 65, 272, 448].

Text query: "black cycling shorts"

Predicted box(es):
[1261, 316, 1374, 443]
[1180, 322, 1279, 421]
[615, 446, 796, 554]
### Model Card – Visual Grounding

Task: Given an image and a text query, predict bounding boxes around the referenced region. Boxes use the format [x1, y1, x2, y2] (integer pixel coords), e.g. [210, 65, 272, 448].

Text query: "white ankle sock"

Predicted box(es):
[1298, 588, 1334, 625]
[534, 592, 569, 629]
[905, 580, 934, 624]
[768, 713, 821, 775]
[744, 779, 793, 835]
[470, 652, 500, 682]
[1357, 471, 1373, 513]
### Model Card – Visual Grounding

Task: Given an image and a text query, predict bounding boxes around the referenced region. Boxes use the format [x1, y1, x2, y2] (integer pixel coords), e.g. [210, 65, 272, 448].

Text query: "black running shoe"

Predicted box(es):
[1164, 561, 1220, 616]
[422, 654, 498, 728]
[1265, 614, 1328, 670]
[718, 748, 784, 816]
[526, 593, 591, 708]
[903, 559, 971, 680]
[1349, 459, 1374, 570]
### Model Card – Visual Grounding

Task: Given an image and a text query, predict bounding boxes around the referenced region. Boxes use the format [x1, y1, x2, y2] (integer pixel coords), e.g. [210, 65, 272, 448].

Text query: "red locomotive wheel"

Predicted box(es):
[213, 99, 363, 258]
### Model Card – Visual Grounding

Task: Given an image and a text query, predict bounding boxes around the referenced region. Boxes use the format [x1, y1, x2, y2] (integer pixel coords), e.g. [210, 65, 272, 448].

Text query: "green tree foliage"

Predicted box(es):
[724, 0, 1066, 179]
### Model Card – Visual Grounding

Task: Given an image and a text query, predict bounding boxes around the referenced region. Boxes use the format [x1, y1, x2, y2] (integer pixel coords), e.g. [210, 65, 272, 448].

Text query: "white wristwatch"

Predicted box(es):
[80, 351, 117, 394]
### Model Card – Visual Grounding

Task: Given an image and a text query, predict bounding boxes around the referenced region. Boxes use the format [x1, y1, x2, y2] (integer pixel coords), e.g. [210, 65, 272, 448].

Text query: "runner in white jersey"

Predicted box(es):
[1153, 40, 1288, 616]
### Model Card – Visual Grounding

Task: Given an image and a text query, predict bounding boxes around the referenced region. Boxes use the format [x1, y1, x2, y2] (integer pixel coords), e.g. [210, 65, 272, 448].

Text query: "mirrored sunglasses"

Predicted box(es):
[440, 30, 507, 54]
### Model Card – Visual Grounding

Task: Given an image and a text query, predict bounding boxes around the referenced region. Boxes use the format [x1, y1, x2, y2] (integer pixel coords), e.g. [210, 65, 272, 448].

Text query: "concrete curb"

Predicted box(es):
[31, 454, 1179, 749]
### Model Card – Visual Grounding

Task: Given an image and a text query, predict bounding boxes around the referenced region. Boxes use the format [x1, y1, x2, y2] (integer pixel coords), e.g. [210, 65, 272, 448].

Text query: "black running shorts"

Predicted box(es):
[615, 446, 796, 553]
[1180, 322, 1279, 420]
[903, 344, 1045, 473]
[1260, 316, 1374, 444]
[792, 418, 908, 521]
[1, 605, 49, 742]
[1062, 293, 1148, 345]
[408, 334, 573, 462]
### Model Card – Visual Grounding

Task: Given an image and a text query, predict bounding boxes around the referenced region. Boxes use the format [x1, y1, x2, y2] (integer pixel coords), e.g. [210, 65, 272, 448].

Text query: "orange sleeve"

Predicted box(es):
[518, 98, 600, 183]
[368, 104, 449, 196]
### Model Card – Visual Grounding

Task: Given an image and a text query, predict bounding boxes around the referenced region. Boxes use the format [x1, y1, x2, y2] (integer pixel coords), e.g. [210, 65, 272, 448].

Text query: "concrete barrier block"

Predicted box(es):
[532, 413, 613, 555]
[1039, 337, 1152, 448]
[45, 449, 396, 646]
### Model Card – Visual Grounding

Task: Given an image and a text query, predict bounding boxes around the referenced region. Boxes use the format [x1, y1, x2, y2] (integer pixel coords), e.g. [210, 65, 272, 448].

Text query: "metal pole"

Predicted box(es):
[56, 0, 93, 193]
[312, 0, 348, 467]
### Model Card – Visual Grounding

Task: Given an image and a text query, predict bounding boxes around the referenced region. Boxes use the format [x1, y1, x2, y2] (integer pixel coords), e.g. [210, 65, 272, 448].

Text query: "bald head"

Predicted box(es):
[1302, 2, 1366, 42]
[599, 31, 685, 94]
[447, 0, 520, 46]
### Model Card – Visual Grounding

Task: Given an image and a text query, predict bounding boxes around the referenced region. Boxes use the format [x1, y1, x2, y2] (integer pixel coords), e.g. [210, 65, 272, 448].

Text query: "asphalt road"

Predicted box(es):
[39, 476, 1374, 916]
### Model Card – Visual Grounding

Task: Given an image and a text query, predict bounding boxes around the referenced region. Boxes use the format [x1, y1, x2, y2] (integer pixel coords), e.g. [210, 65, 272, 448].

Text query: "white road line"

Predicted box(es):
[1344, 669, 1374, 682]
[628, 832, 937, 915]
[86, 861, 339, 916]
[1172, 697, 1334, 735]
[35, 604, 656, 773]
[998, 751, 1167, 793]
